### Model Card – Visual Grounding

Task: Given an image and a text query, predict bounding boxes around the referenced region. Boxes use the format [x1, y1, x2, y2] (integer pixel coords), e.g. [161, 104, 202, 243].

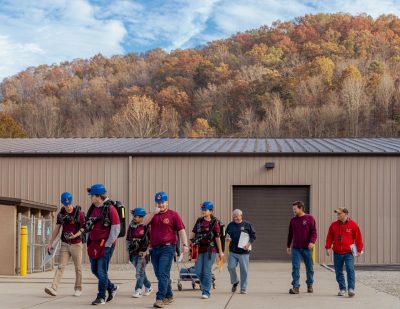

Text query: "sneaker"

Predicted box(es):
[348, 289, 355, 297]
[231, 281, 239, 293]
[289, 287, 300, 294]
[91, 297, 105, 305]
[240, 290, 247, 294]
[307, 285, 313, 293]
[132, 289, 142, 298]
[202, 294, 209, 299]
[74, 289, 82, 297]
[338, 290, 346, 296]
[44, 287, 57, 296]
[106, 285, 119, 302]
[144, 287, 153, 296]
[153, 300, 165, 308]
[163, 297, 175, 305]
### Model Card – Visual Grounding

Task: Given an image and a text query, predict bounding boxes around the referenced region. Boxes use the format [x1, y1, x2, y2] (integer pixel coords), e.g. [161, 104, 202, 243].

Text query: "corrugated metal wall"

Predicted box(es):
[131, 156, 400, 264]
[0, 155, 398, 264]
[0, 157, 129, 263]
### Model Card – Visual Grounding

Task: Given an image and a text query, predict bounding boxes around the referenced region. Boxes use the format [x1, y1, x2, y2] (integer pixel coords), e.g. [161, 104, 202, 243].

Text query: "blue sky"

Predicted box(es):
[1, 0, 400, 80]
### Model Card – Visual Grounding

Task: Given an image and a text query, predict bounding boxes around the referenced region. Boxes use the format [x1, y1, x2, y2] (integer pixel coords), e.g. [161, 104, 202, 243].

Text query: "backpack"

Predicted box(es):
[86, 199, 126, 238]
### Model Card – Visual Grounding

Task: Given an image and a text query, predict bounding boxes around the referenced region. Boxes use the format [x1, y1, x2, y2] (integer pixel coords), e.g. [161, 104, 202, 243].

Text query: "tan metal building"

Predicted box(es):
[0, 138, 399, 265]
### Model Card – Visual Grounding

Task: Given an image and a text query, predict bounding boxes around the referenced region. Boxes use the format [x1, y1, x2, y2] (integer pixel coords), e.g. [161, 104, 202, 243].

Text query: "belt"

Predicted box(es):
[154, 243, 175, 248]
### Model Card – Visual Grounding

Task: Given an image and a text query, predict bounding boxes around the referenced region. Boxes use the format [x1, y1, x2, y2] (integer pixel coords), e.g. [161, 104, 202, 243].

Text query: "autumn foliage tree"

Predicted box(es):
[1, 13, 400, 138]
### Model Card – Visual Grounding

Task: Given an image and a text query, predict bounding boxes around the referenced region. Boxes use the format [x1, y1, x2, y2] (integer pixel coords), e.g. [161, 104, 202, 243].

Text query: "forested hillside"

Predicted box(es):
[1, 13, 400, 138]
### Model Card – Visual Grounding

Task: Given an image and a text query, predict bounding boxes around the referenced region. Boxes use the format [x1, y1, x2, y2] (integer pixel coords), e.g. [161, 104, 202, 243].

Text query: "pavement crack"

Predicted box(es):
[224, 292, 235, 309]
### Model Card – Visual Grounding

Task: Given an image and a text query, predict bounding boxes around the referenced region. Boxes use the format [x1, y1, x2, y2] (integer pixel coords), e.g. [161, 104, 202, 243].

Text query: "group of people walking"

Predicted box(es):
[43, 185, 363, 307]
[43, 184, 256, 307]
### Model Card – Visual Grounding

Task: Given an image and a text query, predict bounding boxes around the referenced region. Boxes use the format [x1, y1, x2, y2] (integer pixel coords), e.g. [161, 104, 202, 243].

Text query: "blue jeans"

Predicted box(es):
[228, 252, 249, 291]
[131, 255, 151, 291]
[291, 248, 314, 288]
[90, 245, 115, 299]
[195, 252, 217, 296]
[334, 252, 355, 290]
[151, 244, 175, 301]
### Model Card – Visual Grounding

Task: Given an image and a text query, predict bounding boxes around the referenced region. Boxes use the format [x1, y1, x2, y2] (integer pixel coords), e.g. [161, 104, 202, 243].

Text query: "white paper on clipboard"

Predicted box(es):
[178, 253, 184, 263]
[238, 232, 251, 250]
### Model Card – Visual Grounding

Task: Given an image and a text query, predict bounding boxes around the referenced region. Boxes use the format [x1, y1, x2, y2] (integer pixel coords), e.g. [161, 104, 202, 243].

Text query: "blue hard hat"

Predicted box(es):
[61, 192, 73, 206]
[201, 201, 214, 210]
[155, 192, 168, 203]
[131, 208, 147, 217]
[87, 184, 107, 195]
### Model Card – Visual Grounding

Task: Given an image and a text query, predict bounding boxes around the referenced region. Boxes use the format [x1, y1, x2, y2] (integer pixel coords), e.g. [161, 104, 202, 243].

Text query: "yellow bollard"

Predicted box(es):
[312, 245, 316, 265]
[20, 225, 28, 276]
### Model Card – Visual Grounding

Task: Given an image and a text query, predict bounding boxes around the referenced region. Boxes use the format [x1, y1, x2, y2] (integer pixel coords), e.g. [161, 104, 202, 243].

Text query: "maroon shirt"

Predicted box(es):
[192, 218, 220, 253]
[287, 214, 317, 249]
[126, 223, 150, 255]
[56, 207, 85, 244]
[149, 209, 185, 247]
[89, 205, 120, 242]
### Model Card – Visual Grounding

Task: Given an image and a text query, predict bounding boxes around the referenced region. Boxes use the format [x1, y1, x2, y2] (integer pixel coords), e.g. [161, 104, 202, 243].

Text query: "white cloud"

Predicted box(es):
[1, 0, 400, 80]
[0, 0, 126, 80]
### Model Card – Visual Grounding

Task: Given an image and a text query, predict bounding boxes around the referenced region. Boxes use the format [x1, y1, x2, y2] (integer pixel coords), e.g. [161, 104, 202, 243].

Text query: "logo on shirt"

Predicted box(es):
[303, 220, 308, 225]
[346, 228, 352, 233]
[163, 218, 170, 224]
[139, 230, 144, 235]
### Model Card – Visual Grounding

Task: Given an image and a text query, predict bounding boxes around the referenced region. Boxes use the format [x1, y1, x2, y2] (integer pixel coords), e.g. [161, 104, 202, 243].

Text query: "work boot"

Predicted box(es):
[307, 285, 313, 293]
[348, 289, 355, 297]
[44, 287, 57, 296]
[153, 300, 165, 308]
[231, 281, 239, 293]
[91, 297, 105, 305]
[289, 287, 300, 294]
[163, 296, 175, 305]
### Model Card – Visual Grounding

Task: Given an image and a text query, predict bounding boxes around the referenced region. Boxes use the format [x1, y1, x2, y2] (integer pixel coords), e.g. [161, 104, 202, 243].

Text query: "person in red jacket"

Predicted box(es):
[325, 207, 363, 298]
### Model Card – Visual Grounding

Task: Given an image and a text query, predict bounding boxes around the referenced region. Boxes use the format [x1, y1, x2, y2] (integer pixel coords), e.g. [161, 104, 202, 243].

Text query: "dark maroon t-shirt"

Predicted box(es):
[89, 205, 120, 242]
[192, 219, 220, 253]
[149, 209, 185, 247]
[56, 207, 85, 244]
[287, 214, 318, 249]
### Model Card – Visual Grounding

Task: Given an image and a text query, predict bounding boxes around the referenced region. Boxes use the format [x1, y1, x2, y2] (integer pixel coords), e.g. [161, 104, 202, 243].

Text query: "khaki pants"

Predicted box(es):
[51, 242, 83, 291]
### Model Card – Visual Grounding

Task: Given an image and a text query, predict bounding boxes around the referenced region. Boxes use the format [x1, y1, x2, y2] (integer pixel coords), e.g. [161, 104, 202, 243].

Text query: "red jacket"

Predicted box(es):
[325, 218, 363, 254]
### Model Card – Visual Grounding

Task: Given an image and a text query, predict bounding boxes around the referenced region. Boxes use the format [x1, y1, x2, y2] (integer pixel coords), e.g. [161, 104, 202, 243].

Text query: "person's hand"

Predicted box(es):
[67, 233, 77, 240]
[325, 249, 330, 256]
[182, 245, 189, 253]
[141, 251, 147, 258]
[219, 252, 224, 259]
[243, 243, 251, 251]
[153, 206, 161, 214]
[47, 244, 53, 253]
[308, 242, 315, 250]
[286, 247, 291, 255]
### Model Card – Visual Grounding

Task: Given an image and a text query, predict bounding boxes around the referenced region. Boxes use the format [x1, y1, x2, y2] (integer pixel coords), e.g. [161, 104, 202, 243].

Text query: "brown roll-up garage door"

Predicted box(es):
[232, 186, 310, 261]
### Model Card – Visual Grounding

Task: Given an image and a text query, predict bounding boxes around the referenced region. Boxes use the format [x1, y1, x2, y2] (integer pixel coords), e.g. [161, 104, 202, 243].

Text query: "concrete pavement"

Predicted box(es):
[0, 262, 399, 309]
